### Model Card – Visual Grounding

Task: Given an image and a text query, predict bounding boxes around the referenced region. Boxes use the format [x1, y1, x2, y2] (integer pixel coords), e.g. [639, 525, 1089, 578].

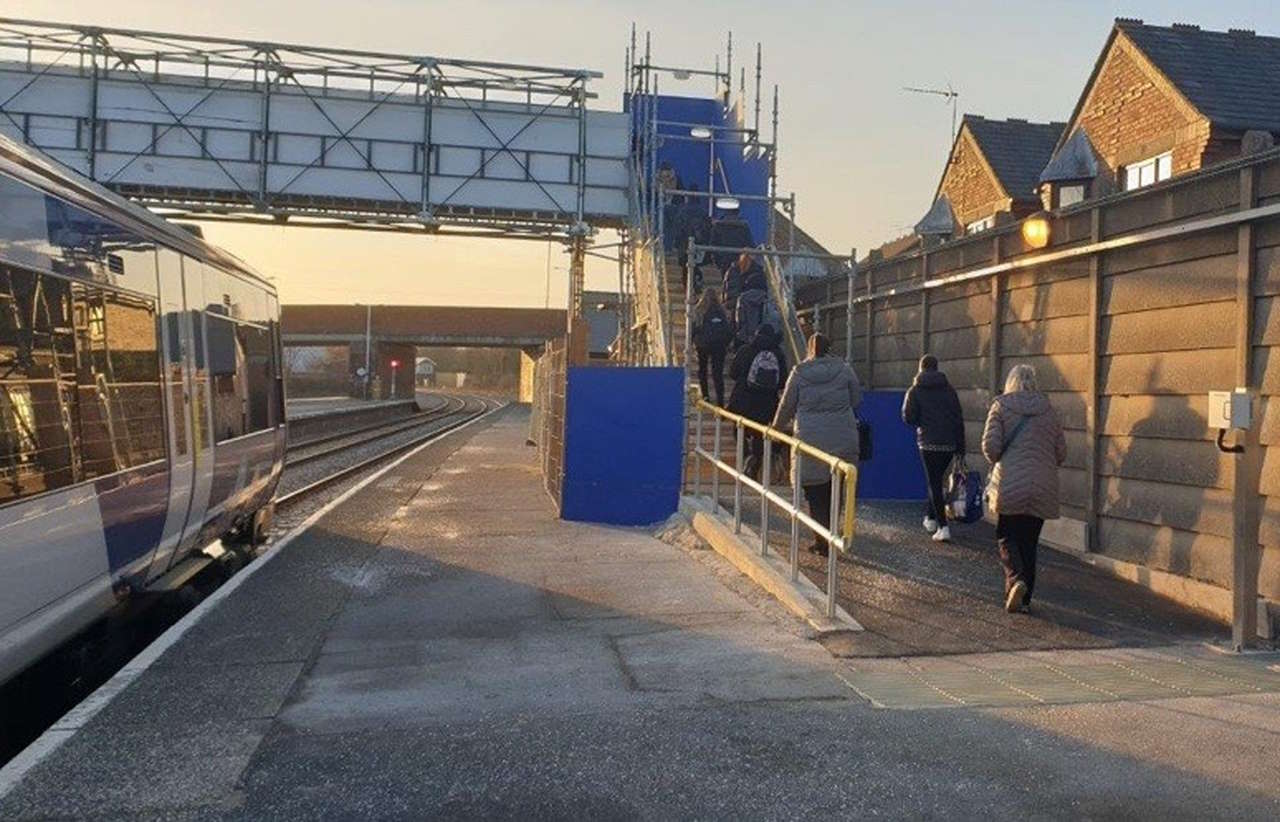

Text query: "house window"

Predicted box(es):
[1122, 152, 1172, 191]
[1058, 184, 1086, 208]
[965, 216, 994, 234]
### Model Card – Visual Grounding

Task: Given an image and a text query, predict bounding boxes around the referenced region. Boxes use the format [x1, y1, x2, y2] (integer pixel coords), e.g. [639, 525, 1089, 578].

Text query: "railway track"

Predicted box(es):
[283, 395, 464, 468]
[275, 394, 497, 508]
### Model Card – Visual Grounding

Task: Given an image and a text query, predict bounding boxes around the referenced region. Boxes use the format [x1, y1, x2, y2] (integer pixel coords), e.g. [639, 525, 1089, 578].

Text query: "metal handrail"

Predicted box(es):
[688, 399, 856, 618]
[760, 251, 806, 370]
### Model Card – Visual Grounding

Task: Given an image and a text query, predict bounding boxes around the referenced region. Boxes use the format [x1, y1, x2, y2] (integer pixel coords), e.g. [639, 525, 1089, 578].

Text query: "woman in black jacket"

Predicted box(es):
[692, 288, 733, 406]
[901, 354, 965, 542]
[728, 325, 787, 481]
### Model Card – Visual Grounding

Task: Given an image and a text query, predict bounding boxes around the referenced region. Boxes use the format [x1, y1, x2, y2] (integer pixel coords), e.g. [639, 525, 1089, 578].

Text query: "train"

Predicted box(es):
[0, 133, 286, 686]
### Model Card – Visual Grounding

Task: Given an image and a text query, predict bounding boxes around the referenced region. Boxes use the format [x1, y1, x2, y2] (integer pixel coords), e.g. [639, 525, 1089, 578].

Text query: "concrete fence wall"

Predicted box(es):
[797, 149, 1280, 617]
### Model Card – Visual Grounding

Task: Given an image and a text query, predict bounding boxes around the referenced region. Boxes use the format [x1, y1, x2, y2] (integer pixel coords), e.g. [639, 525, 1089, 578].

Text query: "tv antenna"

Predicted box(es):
[903, 83, 959, 145]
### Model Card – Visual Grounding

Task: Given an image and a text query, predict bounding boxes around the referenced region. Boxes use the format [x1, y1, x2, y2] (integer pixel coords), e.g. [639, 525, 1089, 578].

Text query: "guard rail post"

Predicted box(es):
[693, 403, 704, 498]
[789, 440, 800, 581]
[760, 440, 772, 556]
[827, 465, 840, 618]
[687, 400, 858, 622]
[711, 413, 722, 507]
[733, 422, 744, 533]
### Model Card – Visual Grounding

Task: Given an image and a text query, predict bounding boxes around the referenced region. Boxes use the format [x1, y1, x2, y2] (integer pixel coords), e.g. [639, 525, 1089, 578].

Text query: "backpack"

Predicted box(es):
[746, 349, 780, 392]
[697, 306, 733, 348]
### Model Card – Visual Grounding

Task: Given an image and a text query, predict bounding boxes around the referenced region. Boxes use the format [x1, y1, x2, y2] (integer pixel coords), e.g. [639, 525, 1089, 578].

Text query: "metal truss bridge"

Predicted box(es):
[0, 19, 632, 241]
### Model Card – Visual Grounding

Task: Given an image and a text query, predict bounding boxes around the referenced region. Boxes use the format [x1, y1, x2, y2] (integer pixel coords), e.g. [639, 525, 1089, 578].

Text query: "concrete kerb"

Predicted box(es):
[680, 496, 863, 636]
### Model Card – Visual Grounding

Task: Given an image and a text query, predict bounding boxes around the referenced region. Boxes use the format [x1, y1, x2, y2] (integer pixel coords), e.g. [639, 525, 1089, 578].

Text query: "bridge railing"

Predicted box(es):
[686, 399, 856, 619]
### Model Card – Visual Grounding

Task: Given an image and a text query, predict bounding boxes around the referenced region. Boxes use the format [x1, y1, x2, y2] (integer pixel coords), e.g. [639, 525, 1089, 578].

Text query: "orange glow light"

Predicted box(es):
[1021, 213, 1051, 249]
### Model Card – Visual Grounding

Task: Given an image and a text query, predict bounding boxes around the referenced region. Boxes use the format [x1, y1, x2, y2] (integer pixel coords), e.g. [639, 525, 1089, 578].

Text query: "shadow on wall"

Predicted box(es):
[1108, 361, 1220, 583]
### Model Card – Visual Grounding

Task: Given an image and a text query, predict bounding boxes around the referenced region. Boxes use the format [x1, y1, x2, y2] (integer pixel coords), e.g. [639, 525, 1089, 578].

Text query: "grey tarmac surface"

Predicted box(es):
[3, 406, 1278, 820]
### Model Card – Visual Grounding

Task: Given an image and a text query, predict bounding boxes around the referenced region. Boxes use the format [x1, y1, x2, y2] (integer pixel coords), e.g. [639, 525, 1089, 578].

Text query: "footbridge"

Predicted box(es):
[281, 304, 565, 349]
[0, 19, 629, 239]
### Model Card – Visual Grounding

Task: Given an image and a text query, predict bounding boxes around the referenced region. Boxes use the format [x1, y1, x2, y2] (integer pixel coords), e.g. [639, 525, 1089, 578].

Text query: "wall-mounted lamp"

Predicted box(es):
[689, 126, 713, 139]
[714, 197, 740, 211]
[1021, 211, 1051, 249]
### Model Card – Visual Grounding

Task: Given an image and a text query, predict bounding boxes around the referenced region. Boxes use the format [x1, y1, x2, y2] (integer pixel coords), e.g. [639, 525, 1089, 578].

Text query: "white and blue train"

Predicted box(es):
[0, 134, 285, 685]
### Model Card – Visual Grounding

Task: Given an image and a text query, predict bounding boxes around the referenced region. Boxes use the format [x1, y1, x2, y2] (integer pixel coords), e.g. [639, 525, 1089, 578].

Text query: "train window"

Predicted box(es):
[0, 173, 57, 272]
[237, 324, 272, 433]
[207, 315, 246, 443]
[72, 285, 165, 476]
[42, 197, 159, 296]
[0, 265, 78, 504]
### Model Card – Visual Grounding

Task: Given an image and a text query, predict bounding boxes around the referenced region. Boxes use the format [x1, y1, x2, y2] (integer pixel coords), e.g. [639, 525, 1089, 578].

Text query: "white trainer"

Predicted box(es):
[923, 517, 938, 534]
[931, 526, 951, 543]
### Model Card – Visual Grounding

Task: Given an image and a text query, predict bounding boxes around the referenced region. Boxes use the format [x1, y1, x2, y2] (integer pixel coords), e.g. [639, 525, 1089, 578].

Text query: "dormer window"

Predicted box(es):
[1122, 152, 1172, 191]
[1057, 184, 1086, 208]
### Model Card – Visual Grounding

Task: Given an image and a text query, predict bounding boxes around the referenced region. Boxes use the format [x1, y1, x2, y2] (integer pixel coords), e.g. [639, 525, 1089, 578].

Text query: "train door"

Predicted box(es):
[146, 249, 196, 579]
[178, 258, 216, 557]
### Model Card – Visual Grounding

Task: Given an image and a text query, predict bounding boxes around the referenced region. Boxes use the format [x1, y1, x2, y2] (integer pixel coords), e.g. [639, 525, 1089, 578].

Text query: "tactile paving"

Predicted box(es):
[841, 649, 1280, 709]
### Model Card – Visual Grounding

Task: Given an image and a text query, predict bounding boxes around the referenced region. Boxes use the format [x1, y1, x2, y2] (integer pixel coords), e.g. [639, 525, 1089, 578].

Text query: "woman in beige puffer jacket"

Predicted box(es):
[981, 364, 1066, 614]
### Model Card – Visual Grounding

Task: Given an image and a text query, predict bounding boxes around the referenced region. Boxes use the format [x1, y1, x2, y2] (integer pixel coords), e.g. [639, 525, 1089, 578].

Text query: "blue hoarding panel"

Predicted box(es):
[630, 93, 771, 245]
[857, 391, 928, 501]
[561, 367, 685, 525]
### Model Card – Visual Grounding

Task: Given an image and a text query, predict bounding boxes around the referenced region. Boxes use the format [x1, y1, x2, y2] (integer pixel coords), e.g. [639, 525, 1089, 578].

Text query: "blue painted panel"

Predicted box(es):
[561, 367, 684, 525]
[631, 93, 771, 245]
[857, 391, 928, 501]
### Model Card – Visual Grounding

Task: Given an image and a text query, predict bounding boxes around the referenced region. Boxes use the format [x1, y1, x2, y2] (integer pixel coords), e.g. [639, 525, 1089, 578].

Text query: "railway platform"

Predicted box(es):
[3, 407, 1280, 818]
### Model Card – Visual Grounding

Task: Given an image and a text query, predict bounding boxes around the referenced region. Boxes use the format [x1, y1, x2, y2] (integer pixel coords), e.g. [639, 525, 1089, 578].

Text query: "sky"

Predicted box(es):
[10, 0, 1280, 307]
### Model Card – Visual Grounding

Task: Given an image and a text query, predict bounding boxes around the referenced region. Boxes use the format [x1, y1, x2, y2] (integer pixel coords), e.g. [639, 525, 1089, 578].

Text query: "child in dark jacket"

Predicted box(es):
[902, 354, 966, 542]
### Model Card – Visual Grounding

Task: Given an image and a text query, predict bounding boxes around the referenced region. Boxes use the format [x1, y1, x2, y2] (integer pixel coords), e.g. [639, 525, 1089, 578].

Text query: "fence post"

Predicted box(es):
[845, 248, 856, 366]
[920, 285, 930, 358]
[988, 236, 1003, 399]
[1085, 207, 1102, 553]
[1233, 164, 1263, 650]
[864, 268, 874, 387]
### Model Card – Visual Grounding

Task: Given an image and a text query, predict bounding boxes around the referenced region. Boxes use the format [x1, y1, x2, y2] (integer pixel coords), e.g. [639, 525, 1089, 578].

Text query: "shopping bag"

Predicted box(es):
[946, 459, 985, 524]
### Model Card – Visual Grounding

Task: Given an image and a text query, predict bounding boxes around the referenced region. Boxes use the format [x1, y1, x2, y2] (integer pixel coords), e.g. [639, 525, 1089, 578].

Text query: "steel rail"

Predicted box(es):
[284, 395, 464, 467]
[286, 394, 454, 452]
[275, 397, 494, 506]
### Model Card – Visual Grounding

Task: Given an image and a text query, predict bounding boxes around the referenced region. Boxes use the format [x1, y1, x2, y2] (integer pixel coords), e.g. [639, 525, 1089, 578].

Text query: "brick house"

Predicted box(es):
[1041, 19, 1280, 208]
[771, 208, 845, 280]
[917, 115, 1064, 238]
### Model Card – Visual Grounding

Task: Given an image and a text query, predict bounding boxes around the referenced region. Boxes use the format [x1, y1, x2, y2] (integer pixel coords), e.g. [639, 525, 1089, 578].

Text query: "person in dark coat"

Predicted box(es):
[728, 324, 787, 480]
[692, 288, 733, 406]
[723, 252, 762, 312]
[901, 354, 966, 543]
